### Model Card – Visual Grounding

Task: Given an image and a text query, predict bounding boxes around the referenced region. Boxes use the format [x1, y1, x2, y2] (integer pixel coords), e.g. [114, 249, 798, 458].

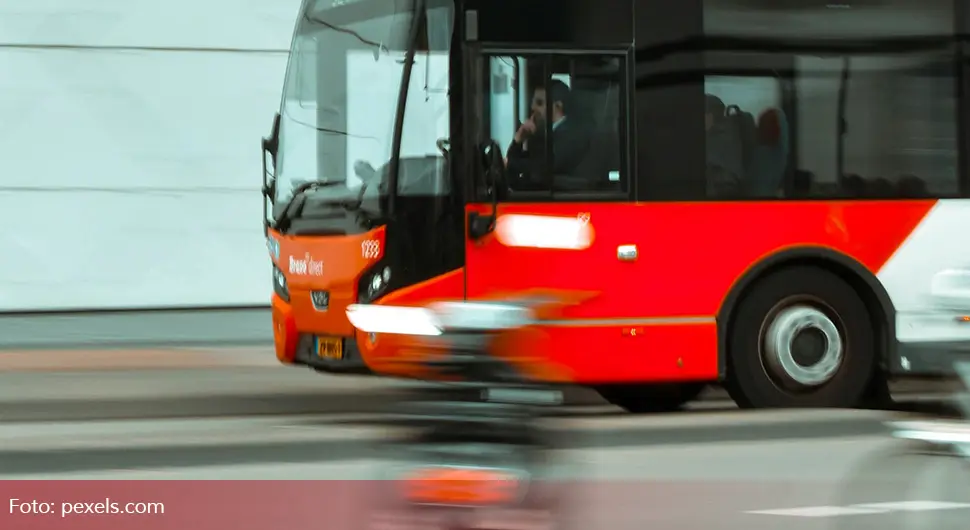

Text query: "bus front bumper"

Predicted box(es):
[272, 293, 371, 375]
[293, 334, 371, 374]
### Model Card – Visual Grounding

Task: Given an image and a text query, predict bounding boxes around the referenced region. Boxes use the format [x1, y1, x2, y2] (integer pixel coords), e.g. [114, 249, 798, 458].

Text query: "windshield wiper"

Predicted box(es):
[303, 13, 387, 57]
[273, 180, 347, 232]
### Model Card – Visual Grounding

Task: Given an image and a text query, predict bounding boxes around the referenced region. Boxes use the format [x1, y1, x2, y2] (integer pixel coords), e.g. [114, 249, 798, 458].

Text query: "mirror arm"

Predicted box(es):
[468, 141, 506, 240]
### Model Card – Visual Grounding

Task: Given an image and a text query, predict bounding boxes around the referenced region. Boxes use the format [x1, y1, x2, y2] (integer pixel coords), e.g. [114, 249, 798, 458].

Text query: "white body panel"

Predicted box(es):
[878, 200, 970, 343]
[0, 0, 301, 311]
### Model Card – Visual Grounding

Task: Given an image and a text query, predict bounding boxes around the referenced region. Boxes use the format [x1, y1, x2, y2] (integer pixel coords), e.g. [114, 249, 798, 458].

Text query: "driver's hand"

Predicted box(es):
[514, 116, 537, 143]
[353, 160, 377, 181]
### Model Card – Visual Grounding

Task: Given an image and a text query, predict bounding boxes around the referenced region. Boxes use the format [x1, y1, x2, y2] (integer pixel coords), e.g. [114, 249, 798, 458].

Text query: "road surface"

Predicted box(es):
[0, 346, 958, 422]
[0, 347, 966, 529]
[2, 411, 967, 530]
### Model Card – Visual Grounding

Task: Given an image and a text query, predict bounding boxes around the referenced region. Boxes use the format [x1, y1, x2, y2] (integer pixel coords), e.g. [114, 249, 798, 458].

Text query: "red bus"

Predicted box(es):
[261, 0, 970, 411]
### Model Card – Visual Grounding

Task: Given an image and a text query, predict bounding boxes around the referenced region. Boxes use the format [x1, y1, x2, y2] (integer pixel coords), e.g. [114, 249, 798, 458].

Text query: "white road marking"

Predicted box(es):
[853, 501, 970, 512]
[746, 501, 970, 517]
[746, 506, 887, 517]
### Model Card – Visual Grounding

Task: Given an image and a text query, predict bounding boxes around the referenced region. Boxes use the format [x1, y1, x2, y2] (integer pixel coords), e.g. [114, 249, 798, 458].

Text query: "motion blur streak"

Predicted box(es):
[494, 214, 594, 250]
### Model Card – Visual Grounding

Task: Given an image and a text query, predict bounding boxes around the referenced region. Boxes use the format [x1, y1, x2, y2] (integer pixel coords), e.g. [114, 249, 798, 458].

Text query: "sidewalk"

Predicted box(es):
[0, 347, 279, 372]
[0, 346, 421, 422]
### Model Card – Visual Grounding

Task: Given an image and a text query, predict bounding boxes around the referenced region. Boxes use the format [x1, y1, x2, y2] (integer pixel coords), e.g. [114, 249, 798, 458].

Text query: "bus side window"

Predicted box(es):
[479, 53, 627, 198]
[487, 56, 521, 153]
[704, 75, 786, 198]
[703, 0, 958, 201]
[483, 54, 550, 193]
[550, 56, 625, 194]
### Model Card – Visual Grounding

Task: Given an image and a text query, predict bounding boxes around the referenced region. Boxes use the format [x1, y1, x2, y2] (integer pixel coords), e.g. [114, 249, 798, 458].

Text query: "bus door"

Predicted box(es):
[462, 50, 643, 380]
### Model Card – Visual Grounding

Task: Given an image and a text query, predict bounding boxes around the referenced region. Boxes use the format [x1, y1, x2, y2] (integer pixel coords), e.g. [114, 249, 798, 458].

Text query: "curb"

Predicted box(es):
[0, 386, 606, 423]
[0, 381, 955, 423]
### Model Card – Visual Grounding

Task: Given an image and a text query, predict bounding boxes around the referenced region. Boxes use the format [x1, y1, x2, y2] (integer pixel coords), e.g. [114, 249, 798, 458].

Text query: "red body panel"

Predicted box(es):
[464, 200, 935, 382]
[271, 200, 935, 383]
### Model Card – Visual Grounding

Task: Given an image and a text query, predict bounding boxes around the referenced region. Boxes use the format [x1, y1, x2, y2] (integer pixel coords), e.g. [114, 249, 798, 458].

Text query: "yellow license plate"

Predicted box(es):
[316, 337, 343, 360]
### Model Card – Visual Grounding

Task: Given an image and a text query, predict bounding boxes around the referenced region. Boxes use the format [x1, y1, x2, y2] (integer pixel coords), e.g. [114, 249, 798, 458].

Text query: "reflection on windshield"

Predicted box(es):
[273, 1, 454, 215]
[348, 50, 449, 182]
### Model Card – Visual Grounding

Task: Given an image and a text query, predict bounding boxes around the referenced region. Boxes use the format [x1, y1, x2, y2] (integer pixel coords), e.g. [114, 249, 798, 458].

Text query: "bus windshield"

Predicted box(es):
[274, 0, 453, 219]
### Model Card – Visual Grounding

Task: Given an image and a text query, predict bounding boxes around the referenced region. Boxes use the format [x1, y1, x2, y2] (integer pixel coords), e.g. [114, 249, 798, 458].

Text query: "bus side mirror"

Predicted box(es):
[264, 113, 280, 157]
[262, 113, 281, 235]
[469, 142, 505, 240]
[481, 141, 506, 203]
[262, 113, 281, 198]
[262, 179, 276, 200]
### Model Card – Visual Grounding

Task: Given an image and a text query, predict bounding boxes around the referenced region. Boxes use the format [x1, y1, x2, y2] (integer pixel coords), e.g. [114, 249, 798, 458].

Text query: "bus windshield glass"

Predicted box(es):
[274, 0, 453, 218]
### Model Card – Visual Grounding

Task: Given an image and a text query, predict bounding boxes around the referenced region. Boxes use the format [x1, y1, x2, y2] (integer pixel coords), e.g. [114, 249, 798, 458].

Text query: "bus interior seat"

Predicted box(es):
[749, 107, 790, 197]
[562, 74, 621, 191]
[792, 169, 813, 195]
[897, 174, 927, 197]
[840, 174, 866, 197]
[724, 105, 758, 179]
[563, 124, 619, 191]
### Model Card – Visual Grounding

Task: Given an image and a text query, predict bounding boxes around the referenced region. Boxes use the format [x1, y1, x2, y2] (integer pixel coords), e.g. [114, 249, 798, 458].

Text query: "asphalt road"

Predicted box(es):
[0, 361, 966, 530]
[4, 417, 968, 530]
[0, 348, 965, 530]
[0, 360, 959, 422]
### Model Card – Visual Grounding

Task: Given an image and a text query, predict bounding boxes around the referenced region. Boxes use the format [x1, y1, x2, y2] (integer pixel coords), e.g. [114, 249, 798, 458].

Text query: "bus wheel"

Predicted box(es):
[725, 266, 876, 409]
[594, 383, 706, 413]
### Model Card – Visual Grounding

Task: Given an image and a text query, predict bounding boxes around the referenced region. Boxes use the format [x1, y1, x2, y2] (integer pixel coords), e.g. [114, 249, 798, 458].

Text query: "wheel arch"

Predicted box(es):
[716, 246, 896, 380]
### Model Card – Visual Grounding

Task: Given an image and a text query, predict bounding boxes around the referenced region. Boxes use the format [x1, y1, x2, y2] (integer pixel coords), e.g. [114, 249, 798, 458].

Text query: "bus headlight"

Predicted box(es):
[272, 264, 289, 302]
[266, 236, 281, 261]
[359, 266, 391, 303]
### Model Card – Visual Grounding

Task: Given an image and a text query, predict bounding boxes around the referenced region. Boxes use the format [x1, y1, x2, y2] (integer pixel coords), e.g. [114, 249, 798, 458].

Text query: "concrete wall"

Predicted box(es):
[0, 0, 302, 311]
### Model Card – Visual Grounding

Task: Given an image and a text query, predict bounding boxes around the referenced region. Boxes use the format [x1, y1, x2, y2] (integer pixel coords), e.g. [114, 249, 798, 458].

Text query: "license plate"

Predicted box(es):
[316, 337, 343, 360]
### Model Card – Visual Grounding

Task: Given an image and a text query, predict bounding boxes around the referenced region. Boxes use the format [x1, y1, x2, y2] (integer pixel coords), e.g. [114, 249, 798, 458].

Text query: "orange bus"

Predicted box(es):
[262, 0, 970, 411]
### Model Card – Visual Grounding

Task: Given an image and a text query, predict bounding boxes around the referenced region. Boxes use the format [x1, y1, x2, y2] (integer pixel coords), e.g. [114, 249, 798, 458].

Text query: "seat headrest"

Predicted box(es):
[757, 108, 784, 145]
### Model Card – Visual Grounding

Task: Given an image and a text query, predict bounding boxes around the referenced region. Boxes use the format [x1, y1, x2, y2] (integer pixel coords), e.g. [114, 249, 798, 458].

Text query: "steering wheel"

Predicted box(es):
[399, 160, 447, 196]
[435, 138, 450, 157]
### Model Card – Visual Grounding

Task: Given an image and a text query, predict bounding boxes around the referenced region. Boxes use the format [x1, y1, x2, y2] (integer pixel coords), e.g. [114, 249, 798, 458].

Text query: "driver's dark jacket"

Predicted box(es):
[505, 117, 589, 189]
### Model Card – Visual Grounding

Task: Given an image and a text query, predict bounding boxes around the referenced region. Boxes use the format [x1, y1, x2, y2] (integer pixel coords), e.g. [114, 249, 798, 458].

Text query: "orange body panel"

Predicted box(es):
[268, 226, 386, 352]
[271, 293, 299, 363]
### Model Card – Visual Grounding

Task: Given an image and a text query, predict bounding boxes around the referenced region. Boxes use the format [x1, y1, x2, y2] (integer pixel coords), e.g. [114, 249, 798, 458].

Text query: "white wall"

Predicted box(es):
[0, 0, 303, 311]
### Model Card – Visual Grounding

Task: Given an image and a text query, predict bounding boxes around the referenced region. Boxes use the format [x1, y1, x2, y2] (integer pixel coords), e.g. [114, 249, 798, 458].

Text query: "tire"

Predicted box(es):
[594, 383, 707, 413]
[725, 265, 876, 408]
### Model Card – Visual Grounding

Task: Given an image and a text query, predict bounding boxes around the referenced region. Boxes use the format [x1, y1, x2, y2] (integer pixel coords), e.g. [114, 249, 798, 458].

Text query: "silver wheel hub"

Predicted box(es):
[763, 305, 843, 387]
